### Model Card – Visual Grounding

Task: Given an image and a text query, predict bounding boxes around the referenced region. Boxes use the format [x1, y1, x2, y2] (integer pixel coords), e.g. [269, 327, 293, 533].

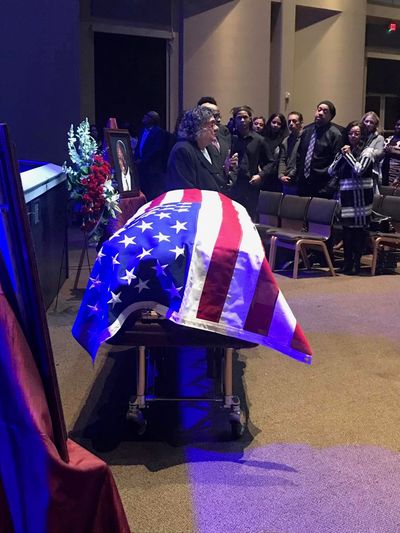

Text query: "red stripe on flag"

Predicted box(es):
[146, 192, 167, 210]
[244, 258, 280, 335]
[291, 322, 313, 356]
[197, 194, 242, 322]
[181, 188, 203, 203]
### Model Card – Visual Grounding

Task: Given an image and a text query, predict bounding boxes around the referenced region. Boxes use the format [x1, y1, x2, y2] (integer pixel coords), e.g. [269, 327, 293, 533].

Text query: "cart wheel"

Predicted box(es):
[126, 403, 147, 435]
[229, 409, 246, 439]
[136, 417, 147, 436]
[230, 420, 244, 439]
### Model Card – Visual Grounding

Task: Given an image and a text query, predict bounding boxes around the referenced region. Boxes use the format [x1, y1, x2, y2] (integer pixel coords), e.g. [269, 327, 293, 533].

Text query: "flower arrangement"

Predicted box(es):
[63, 118, 121, 242]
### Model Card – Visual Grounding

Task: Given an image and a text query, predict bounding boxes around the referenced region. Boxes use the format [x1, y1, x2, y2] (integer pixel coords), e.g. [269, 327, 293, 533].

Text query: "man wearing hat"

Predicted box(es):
[296, 100, 343, 198]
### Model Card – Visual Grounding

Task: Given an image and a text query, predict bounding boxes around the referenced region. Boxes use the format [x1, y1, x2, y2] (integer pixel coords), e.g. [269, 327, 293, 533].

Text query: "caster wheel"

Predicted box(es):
[136, 418, 147, 436]
[229, 408, 246, 439]
[126, 403, 147, 434]
[230, 420, 244, 439]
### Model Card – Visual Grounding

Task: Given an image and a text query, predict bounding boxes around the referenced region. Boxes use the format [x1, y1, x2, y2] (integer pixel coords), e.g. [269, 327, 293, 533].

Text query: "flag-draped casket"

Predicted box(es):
[73, 189, 312, 364]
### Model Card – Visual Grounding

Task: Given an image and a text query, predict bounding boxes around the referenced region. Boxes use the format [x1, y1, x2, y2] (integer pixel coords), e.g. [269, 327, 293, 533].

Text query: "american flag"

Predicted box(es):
[72, 189, 312, 364]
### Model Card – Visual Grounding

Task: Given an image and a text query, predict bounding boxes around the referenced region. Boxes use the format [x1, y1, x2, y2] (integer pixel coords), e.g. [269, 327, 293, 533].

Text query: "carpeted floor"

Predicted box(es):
[47, 228, 400, 533]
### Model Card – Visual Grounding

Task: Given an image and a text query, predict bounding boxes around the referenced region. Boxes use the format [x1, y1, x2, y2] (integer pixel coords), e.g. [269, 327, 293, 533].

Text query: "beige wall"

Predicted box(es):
[270, 0, 296, 115]
[183, 0, 271, 122]
[293, 0, 367, 126]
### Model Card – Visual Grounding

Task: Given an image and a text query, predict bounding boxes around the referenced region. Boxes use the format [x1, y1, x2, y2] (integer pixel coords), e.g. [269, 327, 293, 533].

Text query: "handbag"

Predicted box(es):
[326, 174, 340, 197]
[369, 211, 395, 233]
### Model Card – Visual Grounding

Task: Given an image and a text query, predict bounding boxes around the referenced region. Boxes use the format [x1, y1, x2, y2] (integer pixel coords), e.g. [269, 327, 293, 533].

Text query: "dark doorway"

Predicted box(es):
[94, 32, 167, 137]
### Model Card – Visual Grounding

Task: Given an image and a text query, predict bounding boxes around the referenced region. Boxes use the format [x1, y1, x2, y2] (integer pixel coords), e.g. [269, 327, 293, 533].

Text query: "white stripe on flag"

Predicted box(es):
[175, 190, 223, 321]
[267, 290, 296, 346]
[159, 189, 185, 205]
[219, 201, 264, 329]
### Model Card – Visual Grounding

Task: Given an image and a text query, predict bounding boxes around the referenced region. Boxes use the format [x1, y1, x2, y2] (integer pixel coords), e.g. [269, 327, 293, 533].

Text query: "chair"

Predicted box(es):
[379, 185, 395, 196]
[256, 191, 283, 230]
[370, 195, 400, 275]
[269, 197, 338, 278]
[273, 194, 311, 232]
[255, 191, 283, 252]
[372, 194, 383, 212]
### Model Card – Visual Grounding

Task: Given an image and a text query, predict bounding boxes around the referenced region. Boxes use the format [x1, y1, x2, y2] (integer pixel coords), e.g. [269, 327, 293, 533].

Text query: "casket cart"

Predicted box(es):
[107, 310, 257, 438]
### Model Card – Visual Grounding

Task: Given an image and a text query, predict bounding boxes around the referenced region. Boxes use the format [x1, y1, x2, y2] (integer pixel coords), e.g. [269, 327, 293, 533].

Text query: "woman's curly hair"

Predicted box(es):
[178, 106, 214, 142]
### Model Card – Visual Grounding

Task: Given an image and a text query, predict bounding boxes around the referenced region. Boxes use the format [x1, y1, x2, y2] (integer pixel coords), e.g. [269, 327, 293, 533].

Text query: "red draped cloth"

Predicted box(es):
[0, 285, 130, 533]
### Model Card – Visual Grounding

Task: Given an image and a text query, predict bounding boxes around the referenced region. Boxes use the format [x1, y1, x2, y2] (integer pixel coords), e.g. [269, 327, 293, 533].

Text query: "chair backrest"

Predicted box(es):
[279, 194, 311, 230]
[380, 185, 395, 196]
[306, 197, 338, 238]
[257, 191, 283, 227]
[379, 195, 400, 231]
[372, 194, 383, 211]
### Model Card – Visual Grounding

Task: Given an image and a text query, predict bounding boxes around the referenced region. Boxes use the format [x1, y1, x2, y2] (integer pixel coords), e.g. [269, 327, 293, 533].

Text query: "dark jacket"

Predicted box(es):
[135, 126, 170, 200]
[229, 130, 273, 218]
[166, 140, 227, 192]
[297, 122, 343, 197]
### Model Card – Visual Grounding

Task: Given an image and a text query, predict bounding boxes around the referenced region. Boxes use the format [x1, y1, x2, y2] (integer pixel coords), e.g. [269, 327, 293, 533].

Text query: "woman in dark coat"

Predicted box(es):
[262, 112, 288, 192]
[166, 106, 230, 192]
[328, 120, 374, 274]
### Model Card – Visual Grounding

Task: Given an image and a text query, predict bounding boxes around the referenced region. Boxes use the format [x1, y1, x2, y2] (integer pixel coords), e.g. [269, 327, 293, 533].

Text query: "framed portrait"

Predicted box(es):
[104, 128, 140, 197]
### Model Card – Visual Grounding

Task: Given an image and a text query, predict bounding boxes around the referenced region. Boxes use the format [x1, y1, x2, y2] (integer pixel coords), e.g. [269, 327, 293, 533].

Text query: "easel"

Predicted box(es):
[73, 231, 92, 289]
[53, 224, 92, 311]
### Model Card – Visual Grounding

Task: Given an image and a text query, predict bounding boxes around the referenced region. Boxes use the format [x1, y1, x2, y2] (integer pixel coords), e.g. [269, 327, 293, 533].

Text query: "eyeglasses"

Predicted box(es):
[203, 120, 217, 130]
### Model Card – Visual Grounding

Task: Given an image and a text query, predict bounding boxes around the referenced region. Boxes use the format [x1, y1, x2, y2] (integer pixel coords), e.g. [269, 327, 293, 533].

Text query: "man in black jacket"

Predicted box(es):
[229, 105, 273, 219]
[297, 100, 342, 198]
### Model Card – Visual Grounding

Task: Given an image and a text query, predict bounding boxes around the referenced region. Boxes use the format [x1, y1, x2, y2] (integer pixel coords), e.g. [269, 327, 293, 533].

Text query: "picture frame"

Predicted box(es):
[104, 128, 140, 197]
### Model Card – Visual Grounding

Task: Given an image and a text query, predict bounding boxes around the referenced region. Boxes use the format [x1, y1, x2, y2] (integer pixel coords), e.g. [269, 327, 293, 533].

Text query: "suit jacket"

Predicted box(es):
[297, 122, 342, 197]
[207, 133, 230, 176]
[166, 140, 227, 192]
[134, 126, 169, 200]
[278, 132, 302, 182]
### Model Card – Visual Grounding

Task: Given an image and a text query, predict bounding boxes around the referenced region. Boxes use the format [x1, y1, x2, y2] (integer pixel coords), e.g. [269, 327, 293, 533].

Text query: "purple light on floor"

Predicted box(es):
[185, 444, 400, 533]
[175, 347, 218, 440]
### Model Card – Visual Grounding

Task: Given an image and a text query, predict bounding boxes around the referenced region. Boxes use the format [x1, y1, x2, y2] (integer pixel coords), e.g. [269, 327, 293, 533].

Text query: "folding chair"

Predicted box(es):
[370, 195, 400, 275]
[269, 197, 338, 279]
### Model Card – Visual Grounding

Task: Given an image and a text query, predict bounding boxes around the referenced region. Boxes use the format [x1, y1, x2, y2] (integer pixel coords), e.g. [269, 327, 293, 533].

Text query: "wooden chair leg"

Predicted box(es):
[137, 346, 146, 408]
[371, 237, 381, 276]
[293, 243, 301, 279]
[300, 246, 310, 269]
[269, 236, 277, 271]
[321, 244, 336, 276]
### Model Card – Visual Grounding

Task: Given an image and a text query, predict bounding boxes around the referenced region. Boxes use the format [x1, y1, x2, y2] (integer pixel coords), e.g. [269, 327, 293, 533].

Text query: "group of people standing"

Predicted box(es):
[95, 98, 399, 276]
[165, 97, 400, 275]
[166, 98, 348, 218]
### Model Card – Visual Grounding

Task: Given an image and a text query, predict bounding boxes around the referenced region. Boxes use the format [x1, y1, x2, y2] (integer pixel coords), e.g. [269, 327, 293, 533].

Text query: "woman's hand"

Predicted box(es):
[341, 145, 351, 155]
